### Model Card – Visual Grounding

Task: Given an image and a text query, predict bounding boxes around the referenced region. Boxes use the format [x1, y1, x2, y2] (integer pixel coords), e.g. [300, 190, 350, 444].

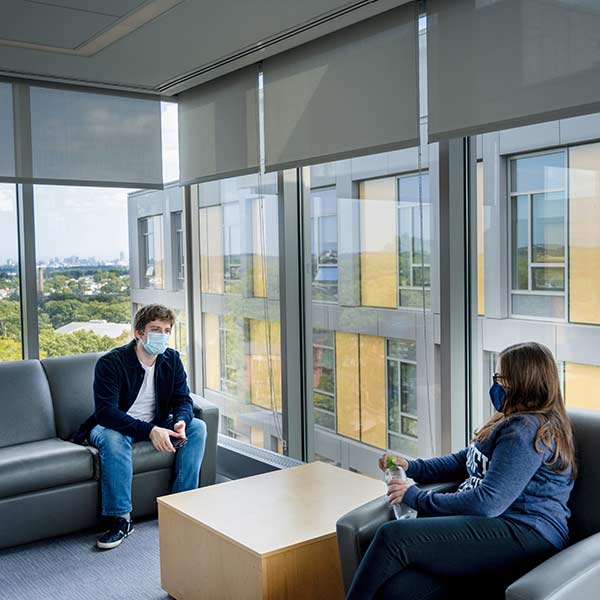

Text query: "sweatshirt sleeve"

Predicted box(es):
[93, 355, 154, 441]
[403, 417, 542, 517]
[406, 448, 468, 484]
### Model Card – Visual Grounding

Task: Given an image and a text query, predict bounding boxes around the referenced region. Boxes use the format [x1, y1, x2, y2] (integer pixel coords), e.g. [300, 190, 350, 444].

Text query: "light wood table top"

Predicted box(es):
[158, 460, 387, 557]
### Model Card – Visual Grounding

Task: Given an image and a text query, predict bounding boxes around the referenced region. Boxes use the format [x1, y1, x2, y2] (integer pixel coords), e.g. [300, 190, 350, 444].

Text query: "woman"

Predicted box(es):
[347, 342, 577, 600]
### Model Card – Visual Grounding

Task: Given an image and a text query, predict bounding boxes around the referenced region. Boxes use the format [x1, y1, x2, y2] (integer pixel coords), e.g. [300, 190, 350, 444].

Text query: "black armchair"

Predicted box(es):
[336, 409, 600, 599]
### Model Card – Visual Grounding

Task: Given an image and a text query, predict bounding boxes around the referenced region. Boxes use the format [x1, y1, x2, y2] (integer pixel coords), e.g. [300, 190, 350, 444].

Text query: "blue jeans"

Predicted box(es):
[346, 515, 557, 600]
[89, 416, 207, 516]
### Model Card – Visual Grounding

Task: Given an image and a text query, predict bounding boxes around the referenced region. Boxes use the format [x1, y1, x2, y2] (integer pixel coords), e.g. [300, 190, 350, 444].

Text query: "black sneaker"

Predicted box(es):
[96, 517, 134, 550]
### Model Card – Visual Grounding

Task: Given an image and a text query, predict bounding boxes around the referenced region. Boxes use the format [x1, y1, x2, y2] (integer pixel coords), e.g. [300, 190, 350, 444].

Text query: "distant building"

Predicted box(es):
[55, 320, 130, 339]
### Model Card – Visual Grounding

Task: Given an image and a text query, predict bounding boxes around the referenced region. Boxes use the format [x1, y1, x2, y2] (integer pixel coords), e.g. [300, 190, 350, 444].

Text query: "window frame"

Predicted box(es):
[507, 148, 569, 322]
[312, 329, 336, 432]
[310, 185, 338, 303]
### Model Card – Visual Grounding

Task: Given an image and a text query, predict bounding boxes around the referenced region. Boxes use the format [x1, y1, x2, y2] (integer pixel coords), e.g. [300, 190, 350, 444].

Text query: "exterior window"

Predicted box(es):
[398, 173, 431, 308]
[219, 315, 240, 397]
[173, 211, 184, 290]
[386, 339, 418, 456]
[139, 215, 164, 289]
[223, 203, 241, 293]
[510, 151, 567, 319]
[311, 188, 338, 301]
[313, 329, 336, 430]
[0, 184, 21, 361]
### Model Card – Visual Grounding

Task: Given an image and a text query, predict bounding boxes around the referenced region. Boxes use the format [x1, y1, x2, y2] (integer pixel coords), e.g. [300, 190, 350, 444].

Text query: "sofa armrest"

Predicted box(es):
[506, 532, 600, 600]
[190, 393, 219, 487]
[336, 480, 460, 593]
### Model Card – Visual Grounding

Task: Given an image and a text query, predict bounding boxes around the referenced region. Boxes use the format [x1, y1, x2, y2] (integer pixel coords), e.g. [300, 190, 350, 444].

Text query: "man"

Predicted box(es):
[75, 304, 206, 549]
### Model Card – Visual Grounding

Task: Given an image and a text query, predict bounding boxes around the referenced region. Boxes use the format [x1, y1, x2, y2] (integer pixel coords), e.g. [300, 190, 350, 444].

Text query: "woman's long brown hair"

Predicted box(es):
[474, 342, 577, 479]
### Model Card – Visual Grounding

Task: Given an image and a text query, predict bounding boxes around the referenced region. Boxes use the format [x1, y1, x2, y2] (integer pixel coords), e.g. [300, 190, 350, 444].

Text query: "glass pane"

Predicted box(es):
[532, 192, 565, 263]
[34, 186, 131, 358]
[311, 188, 338, 301]
[511, 152, 566, 193]
[389, 432, 418, 457]
[388, 339, 417, 362]
[314, 391, 334, 413]
[199, 173, 283, 454]
[0, 184, 21, 360]
[314, 408, 335, 430]
[512, 195, 529, 290]
[511, 294, 565, 319]
[387, 360, 400, 433]
[306, 148, 437, 476]
[401, 416, 418, 438]
[532, 267, 565, 292]
[401, 363, 417, 415]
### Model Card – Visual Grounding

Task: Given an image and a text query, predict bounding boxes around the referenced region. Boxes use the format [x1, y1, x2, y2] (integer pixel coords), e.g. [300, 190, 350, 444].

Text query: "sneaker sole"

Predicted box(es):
[96, 527, 134, 550]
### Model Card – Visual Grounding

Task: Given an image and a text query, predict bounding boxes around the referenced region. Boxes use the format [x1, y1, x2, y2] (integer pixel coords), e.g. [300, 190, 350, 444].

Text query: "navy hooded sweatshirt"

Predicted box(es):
[402, 414, 574, 549]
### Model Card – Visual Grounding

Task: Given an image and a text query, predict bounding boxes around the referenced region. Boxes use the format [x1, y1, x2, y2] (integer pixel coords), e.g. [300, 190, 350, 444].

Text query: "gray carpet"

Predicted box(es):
[0, 519, 172, 600]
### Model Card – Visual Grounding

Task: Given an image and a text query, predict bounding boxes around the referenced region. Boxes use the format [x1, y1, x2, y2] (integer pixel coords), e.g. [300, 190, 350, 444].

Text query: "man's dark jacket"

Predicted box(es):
[74, 340, 194, 443]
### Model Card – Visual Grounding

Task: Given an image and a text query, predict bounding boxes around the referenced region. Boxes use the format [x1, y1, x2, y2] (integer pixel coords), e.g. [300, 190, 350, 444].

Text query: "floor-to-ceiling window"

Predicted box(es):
[198, 173, 283, 453]
[0, 184, 21, 361]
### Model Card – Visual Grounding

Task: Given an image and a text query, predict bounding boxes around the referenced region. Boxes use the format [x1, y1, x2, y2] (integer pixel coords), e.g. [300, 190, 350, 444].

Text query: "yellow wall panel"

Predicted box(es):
[249, 319, 282, 411]
[477, 162, 485, 316]
[335, 332, 361, 441]
[199, 206, 224, 294]
[252, 199, 266, 298]
[359, 178, 398, 308]
[565, 362, 600, 411]
[359, 335, 387, 449]
[203, 313, 220, 391]
[569, 143, 600, 325]
[250, 427, 265, 448]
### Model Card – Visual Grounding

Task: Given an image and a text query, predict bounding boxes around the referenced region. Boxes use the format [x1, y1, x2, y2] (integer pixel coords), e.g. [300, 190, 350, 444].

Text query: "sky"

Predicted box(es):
[0, 101, 179, 265]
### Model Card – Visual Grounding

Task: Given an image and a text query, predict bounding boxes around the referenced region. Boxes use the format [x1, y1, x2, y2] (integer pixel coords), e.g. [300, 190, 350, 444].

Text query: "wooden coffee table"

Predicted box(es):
[158, 461, 386, 599]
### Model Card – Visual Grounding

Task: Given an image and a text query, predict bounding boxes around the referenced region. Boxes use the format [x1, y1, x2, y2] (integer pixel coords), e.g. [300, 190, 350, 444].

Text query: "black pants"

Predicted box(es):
[346, 515, 557, 600]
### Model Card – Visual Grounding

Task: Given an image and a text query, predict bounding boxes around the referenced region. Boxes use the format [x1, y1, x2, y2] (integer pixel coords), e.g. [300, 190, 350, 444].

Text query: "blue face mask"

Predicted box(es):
[489, 382, 507, 412]
[142, 332, 169, 355]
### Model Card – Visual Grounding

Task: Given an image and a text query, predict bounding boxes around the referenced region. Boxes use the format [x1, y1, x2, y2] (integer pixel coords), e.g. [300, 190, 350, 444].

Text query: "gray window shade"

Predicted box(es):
[26, 85, 162, 188]
[428, 0, 600, 141]
[0, 83, 15, 178]
[178, 65, 259, 185]
[263, 3, 419, 172]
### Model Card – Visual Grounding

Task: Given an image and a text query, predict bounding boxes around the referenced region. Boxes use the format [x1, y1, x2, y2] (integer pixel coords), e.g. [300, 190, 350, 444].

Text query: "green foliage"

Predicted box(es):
[39, 328, 130, 358]
[0, 337, 22, 361]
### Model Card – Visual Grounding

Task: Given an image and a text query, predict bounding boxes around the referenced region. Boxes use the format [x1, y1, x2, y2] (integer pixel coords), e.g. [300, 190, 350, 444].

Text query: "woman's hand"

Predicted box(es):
[378, 452, 409, 472]
[387, 480, 414, 505]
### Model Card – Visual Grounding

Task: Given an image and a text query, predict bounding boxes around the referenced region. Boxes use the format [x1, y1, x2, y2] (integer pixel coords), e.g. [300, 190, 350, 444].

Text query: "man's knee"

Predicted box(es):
[93, 427, 132, 453]
[187, 418, 207, 440]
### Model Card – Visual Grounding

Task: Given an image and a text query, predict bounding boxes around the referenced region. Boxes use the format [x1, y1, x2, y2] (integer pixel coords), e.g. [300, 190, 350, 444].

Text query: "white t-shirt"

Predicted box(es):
[127, 362, 156, 423]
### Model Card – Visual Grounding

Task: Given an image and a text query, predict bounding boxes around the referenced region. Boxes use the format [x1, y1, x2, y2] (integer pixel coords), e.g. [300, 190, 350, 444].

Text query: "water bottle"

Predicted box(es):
[384, 457, 418, 520]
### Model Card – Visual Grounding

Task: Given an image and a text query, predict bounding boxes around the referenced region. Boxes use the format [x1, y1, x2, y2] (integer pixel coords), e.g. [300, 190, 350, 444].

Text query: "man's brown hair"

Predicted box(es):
[133, 304, 176, 334]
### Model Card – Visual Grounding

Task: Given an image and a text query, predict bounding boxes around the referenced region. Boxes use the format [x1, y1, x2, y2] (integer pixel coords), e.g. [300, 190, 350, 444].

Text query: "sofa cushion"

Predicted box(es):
[0, 438, 95, 499]
[42, 352, 105, 440]
[0, 360, 56, 448]
[132, 441, 175, 474]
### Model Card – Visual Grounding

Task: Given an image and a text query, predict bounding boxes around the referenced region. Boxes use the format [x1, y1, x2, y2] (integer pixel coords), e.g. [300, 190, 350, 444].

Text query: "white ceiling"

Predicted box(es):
[0, 0, 410, 95]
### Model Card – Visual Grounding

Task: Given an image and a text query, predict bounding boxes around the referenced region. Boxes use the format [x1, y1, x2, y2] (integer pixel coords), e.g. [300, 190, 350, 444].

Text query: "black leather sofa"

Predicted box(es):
[0, 352, 219, 550]
[336, 409, 600, 599]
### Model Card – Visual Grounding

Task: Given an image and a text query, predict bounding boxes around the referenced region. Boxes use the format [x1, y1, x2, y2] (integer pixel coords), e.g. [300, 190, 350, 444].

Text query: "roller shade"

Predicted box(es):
[428, 0, 600, 141]
[0, 83, 15, 178]
[178, 65, 260, 185]
[263, 3, 419, 172]
[25, 84, 163, 188]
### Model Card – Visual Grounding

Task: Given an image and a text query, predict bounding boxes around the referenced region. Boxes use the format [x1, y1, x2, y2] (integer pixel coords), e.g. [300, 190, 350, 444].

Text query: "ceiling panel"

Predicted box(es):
[0, 0, 117, 49]
[0, 0, 411, 93]
[28, 1, 151, 18]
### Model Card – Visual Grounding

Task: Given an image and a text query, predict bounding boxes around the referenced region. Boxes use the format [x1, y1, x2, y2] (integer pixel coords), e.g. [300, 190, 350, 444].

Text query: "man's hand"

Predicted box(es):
[378, 452, 409, 472]
[387, 480, 414, 505]
[173, 420, 187, 439]
[150, 426, 177, 453]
